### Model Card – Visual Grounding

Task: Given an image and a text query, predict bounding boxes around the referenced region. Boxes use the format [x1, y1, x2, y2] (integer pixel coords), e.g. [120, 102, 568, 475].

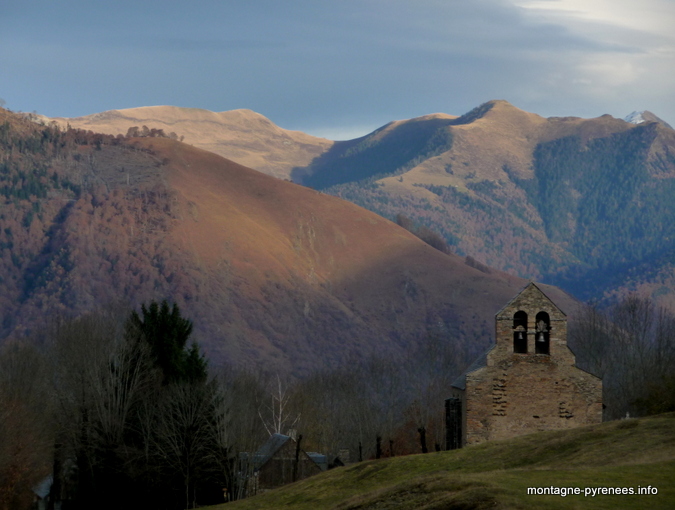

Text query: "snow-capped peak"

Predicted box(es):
[624, 110, 673, 129]
[624, 111, 646, 124]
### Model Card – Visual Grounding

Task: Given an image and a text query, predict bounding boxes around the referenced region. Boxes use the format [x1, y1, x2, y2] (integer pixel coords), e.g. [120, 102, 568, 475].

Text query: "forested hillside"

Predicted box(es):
[1, 107, 568, 375]
[54, 100, 675, 307]
[3, 103, 675, 509]
[294, 101, 675, 305]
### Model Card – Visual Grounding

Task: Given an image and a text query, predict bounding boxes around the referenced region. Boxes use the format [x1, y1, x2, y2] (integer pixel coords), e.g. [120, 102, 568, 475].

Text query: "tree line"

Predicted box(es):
[570, 294, 675, 419]
[394, 213, 452, 254]
[0, 300, 466, 509]
[0, 301, 218, 510]
[2, 293, 675, 509]
[125, 126, 183, 141]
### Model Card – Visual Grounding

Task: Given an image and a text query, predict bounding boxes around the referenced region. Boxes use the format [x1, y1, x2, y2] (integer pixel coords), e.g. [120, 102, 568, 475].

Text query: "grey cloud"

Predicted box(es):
[1, 0, 672, 135]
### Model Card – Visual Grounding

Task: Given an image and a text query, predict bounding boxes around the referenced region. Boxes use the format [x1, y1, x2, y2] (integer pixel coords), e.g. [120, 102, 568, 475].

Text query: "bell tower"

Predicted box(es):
[490, 281, 575, 367]
[449, 282, 602, 447]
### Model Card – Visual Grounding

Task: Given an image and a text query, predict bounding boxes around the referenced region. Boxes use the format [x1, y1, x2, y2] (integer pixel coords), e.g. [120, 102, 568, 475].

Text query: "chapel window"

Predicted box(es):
[535, 312, 550, 355]
[513, 311, 528, 353]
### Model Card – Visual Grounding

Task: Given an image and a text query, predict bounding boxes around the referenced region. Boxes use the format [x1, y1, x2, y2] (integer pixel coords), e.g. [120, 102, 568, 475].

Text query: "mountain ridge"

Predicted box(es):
[290, 102, 675, 307]
[39, 101, 675, 309]
[2, 107, 578, 376]
[47, 105, 333, 180]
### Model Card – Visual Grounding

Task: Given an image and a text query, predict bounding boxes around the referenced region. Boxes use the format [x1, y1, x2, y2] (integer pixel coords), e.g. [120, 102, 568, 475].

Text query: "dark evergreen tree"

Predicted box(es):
[126, 300, 206, 384]
[184, 342, 208, 384]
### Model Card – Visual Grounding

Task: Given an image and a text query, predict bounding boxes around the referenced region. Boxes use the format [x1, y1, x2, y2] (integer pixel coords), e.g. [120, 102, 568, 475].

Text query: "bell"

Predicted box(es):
[518, 332, 523, 340]
[537, 332, 545, 342]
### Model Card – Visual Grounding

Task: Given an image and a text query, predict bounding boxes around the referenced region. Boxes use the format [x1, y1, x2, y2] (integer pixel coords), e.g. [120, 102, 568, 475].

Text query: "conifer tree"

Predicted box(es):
[126, 300, 206, 384]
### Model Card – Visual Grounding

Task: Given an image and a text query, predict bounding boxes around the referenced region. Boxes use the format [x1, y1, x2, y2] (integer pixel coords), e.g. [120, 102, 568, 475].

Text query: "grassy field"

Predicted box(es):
[209, 412, 675, 509]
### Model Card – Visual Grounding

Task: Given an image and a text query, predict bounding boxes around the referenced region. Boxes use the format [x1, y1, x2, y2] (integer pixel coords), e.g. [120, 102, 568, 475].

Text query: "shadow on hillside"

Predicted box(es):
[290, 117, 457, 189]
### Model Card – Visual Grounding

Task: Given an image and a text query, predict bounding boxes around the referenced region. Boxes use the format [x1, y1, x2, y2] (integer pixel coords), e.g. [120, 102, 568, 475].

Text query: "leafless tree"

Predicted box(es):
[571, 295, 675, 419]
[48, 305, 156, 507]
[210, 369, 267, 501]
[0, 342, 53, 510]
[258, 374, 300, 436]
[149, 381, 218, 509]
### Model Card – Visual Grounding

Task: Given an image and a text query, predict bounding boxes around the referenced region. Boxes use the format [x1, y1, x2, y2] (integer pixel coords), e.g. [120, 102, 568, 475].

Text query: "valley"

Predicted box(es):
[2, 99, 675, 509]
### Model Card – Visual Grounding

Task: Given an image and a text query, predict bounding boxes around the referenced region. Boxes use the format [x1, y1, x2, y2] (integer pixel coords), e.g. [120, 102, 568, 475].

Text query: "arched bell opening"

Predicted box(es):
[513, 311, 528, 353]
[535, 311, 550, 355]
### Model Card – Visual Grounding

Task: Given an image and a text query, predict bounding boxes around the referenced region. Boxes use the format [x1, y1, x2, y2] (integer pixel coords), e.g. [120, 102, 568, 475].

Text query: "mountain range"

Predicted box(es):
[50, 100, 675, 309]
[45, 106, 332, 180]
[2, 107, 579, 375]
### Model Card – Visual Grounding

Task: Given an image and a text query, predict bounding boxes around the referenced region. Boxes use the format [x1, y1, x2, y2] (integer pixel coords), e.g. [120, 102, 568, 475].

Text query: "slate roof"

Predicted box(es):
[33, 475, 53, 499]
[306, 452, 328, 470]
[252, 433, 291, 469]
[246, 433, 328, 472]
[450, 345, 493, 390]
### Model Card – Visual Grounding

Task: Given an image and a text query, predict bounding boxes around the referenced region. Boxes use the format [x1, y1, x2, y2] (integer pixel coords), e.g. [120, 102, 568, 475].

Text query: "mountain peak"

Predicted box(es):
[449, 100, 545, 133]
[624, 110, 673, 129]
[47, 105, 333, 180]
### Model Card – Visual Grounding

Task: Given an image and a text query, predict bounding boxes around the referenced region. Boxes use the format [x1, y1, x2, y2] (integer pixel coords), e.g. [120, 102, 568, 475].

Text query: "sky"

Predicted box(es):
[1, 0, 674, 140]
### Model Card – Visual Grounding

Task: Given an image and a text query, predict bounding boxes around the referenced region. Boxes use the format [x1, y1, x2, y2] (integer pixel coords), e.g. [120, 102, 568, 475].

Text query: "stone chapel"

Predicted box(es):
[447, 282, 602, 448]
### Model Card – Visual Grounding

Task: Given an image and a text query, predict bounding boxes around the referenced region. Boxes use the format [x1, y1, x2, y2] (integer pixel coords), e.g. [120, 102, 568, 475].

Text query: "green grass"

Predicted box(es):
[209, 413, 675, 509]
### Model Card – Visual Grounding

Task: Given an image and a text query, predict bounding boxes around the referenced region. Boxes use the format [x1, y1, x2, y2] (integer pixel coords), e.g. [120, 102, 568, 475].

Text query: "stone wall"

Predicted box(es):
[464, 354, 602, 444]
[455, 283, 602, 446]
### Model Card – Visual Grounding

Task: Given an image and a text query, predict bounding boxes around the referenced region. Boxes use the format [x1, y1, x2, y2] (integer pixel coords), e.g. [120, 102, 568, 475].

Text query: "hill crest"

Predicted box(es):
[38, 101, 675, 308]
[2, 107, 579, 375]
[49, 105, 333, 180]
[214, 412, 675, 509]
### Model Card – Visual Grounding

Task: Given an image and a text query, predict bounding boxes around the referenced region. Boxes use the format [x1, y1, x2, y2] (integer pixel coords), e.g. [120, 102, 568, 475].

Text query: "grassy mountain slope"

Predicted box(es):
[294, 101, 675, 306]
[213, 412, 675, 510]
[291, 113, 457, 188]
[47, 105, 333, 180]
[2, 107, 577, 375]
[47, 100, 675, 308]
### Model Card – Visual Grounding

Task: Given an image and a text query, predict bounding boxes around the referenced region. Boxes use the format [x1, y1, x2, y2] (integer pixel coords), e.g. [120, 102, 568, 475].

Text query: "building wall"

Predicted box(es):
[257, 441, 322, 491]
[459, 284, 602, 446]
[464, 355, 602, 444]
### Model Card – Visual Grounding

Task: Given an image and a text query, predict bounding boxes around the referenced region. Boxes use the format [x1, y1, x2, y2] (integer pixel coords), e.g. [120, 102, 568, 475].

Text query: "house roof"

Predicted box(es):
[450, 345, 493, 390]
[252, 433, 291, 469]
[33, 475, 53, 499]
[249, 433, 327, 471]
[306, 452, 328, 470]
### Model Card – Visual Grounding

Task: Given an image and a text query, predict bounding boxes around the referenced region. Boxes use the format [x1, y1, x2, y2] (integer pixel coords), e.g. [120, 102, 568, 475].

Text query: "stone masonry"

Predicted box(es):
[450, 283, 602, 446]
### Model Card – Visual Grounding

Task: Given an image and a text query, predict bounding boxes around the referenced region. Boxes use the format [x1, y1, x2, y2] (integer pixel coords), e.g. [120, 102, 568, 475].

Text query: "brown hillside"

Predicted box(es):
[143, 137, 578, 372]
[293, 100, 675, 309]
[49, 105, 333, 180]
[44, 100, 675, 309]
[371, 101, 640, 274]
[42, 100, 675, 303]
[1, 108, 577, 375]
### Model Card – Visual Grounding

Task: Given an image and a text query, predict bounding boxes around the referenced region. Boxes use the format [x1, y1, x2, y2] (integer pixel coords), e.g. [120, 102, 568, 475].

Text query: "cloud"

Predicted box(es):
[510, 0, 675, 114]
[515, 0, 675, 38]
[1, 0, 673, 136]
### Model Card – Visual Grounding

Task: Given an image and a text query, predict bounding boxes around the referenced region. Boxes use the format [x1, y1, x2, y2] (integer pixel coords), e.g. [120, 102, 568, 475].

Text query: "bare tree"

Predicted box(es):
[571, 295, 675, 419]
[210, 369, 267, 501]
[0, 342, 52, 510]
[258, 374, 300, 436]
[48, 305, 156, 508]
[149, 381, 218, 509]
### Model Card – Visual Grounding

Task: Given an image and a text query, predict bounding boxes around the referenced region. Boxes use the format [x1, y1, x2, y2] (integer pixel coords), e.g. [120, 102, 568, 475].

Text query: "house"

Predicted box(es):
[32, 475, 53, 510]
[447, 282, 602, 447]
[241, 433, 324, 494]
